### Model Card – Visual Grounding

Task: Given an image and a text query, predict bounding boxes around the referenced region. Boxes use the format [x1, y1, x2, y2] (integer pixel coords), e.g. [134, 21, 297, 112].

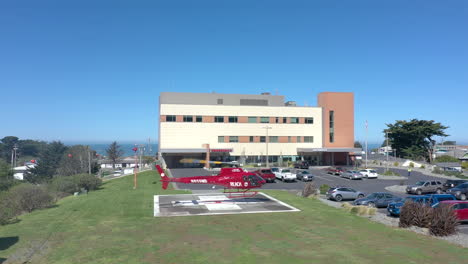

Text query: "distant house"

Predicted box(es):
[378, 146, 392, 155]
[98, 156, 150, 169]
[435, 162, 463, 172]
[13, 163, 36, 180]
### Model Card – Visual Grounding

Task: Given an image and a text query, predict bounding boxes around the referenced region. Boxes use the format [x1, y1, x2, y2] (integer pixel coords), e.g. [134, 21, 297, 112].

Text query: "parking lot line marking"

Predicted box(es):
[315, 176, 333, 182]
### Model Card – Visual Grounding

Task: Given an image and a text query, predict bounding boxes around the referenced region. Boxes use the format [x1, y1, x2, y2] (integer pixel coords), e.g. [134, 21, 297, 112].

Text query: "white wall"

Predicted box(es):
[160, 104, 323, 156]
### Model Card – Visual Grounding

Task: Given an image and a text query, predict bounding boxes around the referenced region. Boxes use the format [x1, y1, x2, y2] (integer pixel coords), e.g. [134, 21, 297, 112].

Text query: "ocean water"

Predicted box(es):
[65, 143, 158, 157]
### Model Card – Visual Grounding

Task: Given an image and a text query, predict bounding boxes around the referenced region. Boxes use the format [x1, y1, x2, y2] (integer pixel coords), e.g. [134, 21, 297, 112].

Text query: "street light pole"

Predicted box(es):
[385, 131, 391, 172]
[262, 126, 272, 168]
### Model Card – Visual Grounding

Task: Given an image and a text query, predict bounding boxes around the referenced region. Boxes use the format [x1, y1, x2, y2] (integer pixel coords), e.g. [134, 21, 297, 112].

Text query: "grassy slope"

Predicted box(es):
[0, 171, 467, 264]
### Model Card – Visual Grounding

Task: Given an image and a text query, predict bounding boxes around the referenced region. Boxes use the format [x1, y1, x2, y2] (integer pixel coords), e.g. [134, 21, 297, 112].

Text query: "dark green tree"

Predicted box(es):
[25, 141, 67, 183]
[434, 155, 459, 163]
[0, 136, 19, 162]
[0, 159, 15, 191]
[354, 141, 363, 148]
[442, 141, 456, 145]
[57, 145, 99, 176]
[384, 119, 448, 163]
[106, 142, 123, 169]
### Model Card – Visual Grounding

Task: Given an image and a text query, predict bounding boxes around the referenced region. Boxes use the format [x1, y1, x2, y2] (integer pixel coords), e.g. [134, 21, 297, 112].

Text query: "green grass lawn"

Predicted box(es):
[1, 170, 467, 264]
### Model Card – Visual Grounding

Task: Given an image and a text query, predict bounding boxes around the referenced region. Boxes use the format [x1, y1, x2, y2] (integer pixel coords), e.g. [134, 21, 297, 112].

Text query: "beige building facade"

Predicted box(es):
[158, 92, 359, 167]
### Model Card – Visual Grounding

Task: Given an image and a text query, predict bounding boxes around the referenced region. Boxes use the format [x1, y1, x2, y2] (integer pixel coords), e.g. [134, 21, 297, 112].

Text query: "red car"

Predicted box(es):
[254, 169, 276, 183]
[327, 166, 344, 176]
[439, 200, 468, 222]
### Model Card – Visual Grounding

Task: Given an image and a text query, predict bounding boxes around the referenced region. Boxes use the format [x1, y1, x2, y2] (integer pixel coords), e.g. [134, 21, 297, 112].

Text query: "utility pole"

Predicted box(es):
[365, 120, 368, 168]
[132, 147, 138, 189]
[262, 126, 272, 168]
[11, 144, 18, 168]
[385, 131, 391, 172]
[88, 146, 91, 174]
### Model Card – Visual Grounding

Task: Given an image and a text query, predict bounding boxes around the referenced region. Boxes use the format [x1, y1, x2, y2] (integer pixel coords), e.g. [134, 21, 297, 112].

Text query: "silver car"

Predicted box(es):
[326, 187, 365, 202]
[341, 170, 363, 180]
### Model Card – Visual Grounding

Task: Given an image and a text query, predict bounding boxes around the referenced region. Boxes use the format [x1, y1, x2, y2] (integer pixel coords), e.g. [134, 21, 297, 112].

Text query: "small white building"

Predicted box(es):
[13, 164, 36, 180]
[99, 157, 150, 169]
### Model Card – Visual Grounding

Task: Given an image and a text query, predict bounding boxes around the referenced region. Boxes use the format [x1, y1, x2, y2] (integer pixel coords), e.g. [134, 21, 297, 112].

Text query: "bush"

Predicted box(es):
[420, 165, 425, 169]
[0, 192, 17, 225]
[357, 206, 368, 215]
[430, 204, 459, 236]
[301, 182, 317, 198]
[399, 200, 433, 228]
[8, 184, 54, 213]
[319, 184, 330, 195]
[432, 167, 443, 174]
[462, 162, 468, 170]
[382, 170, 399, 176]
[71, 174, 102, 191]
[409, 162, 415, 168]
[393, 162, 399, 167]
[434, 155, 460, 163]
[341, 202, 352, 211]
[367, 208, 377, 215]
[350, 207, 359, 214]
[49, 176, 79, 195]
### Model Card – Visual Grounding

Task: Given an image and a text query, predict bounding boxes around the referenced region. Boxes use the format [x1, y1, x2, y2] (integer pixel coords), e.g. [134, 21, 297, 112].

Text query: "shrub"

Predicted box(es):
[49, 176, 79, 195]
[0, 192, 17, 225]
[319, 184, 330, 195]
[420, 165, 425, 169]
[399, 200, 418, 228]
[8, 184, 54, 213]
[357, 206, 368, 215]
[432, 167, 443, 174]
[430, 204, 459, 236]
[462, 162, 468, 170]
[409, 162, 415, 168]
[367, 208, 377, 215]
[341, 202, 352, 211]
[393, 162, 399, 167]
[71, 174, 102, 191]
[350, 207, 359, 214]
[382, 170, 399, 176]
[434, 155, 460, 163]
[301, 182, 317, 198]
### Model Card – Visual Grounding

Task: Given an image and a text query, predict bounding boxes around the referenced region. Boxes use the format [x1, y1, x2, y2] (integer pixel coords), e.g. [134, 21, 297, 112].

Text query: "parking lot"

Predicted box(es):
[169, 167, 468, 234]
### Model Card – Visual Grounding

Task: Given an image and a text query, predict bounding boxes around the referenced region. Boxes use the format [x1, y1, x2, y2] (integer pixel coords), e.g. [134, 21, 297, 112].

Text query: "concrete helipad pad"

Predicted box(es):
[154, 192, 300, 217]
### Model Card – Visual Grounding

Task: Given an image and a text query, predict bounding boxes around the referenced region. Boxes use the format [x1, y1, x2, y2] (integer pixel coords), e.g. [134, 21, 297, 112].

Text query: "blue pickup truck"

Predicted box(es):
[387, 194, 456, 216]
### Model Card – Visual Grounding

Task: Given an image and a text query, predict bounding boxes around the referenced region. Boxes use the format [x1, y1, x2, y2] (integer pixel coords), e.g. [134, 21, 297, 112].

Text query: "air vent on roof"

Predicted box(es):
[285, 101, 296, 106]
[261, 92, 271, 95]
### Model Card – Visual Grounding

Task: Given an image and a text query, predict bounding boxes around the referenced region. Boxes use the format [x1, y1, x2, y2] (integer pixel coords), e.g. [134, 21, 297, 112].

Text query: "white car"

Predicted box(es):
[276, 168, 297, 182]
[359, 169, 378, 179]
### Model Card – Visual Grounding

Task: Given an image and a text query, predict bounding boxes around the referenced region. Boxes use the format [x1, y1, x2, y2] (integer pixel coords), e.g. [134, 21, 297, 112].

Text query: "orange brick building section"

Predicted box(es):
[317, 92, 354, 148]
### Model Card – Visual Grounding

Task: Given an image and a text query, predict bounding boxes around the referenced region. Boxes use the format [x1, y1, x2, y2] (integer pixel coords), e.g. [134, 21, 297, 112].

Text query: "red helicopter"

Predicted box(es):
[155, 165, 266, 197]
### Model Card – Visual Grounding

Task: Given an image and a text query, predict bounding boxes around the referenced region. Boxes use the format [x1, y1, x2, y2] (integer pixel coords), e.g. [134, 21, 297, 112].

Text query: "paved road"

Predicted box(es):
[169, 167, 468, 235]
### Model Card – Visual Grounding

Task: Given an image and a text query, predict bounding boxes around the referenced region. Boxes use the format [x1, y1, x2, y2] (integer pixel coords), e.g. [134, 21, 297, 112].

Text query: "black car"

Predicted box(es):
[353, 192, 402, 208]
[294, 161, 310, 169]
[446, 182, 468, 200]
[443, 180, 468, 191]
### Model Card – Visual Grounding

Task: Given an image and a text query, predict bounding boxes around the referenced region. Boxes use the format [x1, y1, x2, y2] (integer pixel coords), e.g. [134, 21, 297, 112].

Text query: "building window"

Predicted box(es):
[218, 136, 224, 143]
[249, 136, 254, 142]
[290, 117, 299, 124]
[215, 116, 224, 122]
[269, 136, 278, 143]
[217, 99, 223, 104]
[288, 136, 291, 143]
[228, 116, 238, 123]
[260, 136, 266, 143]
[166, 115, 176, 122]
[183, 115, 193, 122]
[283, 117, 287, 123]
[260, 117, 269, 123]
[229, 136, 238, 143]
[248, 117, 257, 123]
[196, 116, 202, 122]
[275, 117, 279, 123]
[305, 117, 314, 124]
[329, 110, 335, 143]
[304, 136, 314, 143]
[297, 136, 301, 142]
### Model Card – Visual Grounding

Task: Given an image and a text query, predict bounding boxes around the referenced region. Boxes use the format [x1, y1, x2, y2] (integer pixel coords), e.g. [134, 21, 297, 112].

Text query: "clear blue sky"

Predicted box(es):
[1, 0, 467, 144]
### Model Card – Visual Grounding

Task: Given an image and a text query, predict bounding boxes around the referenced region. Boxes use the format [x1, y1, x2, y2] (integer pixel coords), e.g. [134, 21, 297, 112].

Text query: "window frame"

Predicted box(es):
[166, 115, 176, 122]
[228, 116, 238, 123]
[229, 136, 239, 143]
[195, 116, 203, 122]
[215, 116, 225, 123]
[218, 136, 224, 143]
[183, 115, 193, 122]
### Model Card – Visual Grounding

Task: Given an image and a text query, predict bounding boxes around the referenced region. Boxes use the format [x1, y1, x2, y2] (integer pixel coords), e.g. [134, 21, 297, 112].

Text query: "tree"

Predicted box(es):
[442, 141, 456, 145]
[0, 136, 19, 162]
[0, 159, 15, 192]
[25, 141, 67, 183]
[384, 119, 448, 163]
[434, 155, 459, 163]
[354, 141, 363, 148]
[106, 142, 123, 169]
[57, 145, 99, 176]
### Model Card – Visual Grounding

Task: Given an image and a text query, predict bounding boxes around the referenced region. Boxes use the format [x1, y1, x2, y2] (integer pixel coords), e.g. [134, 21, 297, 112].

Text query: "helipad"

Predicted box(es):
[154, 192, 300, 217]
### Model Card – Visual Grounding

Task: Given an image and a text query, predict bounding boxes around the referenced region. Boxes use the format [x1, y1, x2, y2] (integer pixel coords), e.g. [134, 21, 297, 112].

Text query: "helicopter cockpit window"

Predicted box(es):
[248, 175, 262, 186]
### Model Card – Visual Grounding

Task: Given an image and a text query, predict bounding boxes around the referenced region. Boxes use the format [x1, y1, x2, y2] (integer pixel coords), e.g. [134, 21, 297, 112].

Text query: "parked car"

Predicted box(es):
[294, 161, 310, 169]
[326, 187, 365, 202]
[353, 192, 402, 208]
[327, 166, 344, 176]
[443, 179, 468, 191]
[446, 182, 468, 200]
[438, 200, 468, 222]
[387, 194, 456, 216]
[254, 169, 276, 183]
[341, 170, 363, 180]
[405, 180, 443, 195]
[275, 168, 297, 182]
[359, 169, 378, 179]
[296, 170, 314, 182]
